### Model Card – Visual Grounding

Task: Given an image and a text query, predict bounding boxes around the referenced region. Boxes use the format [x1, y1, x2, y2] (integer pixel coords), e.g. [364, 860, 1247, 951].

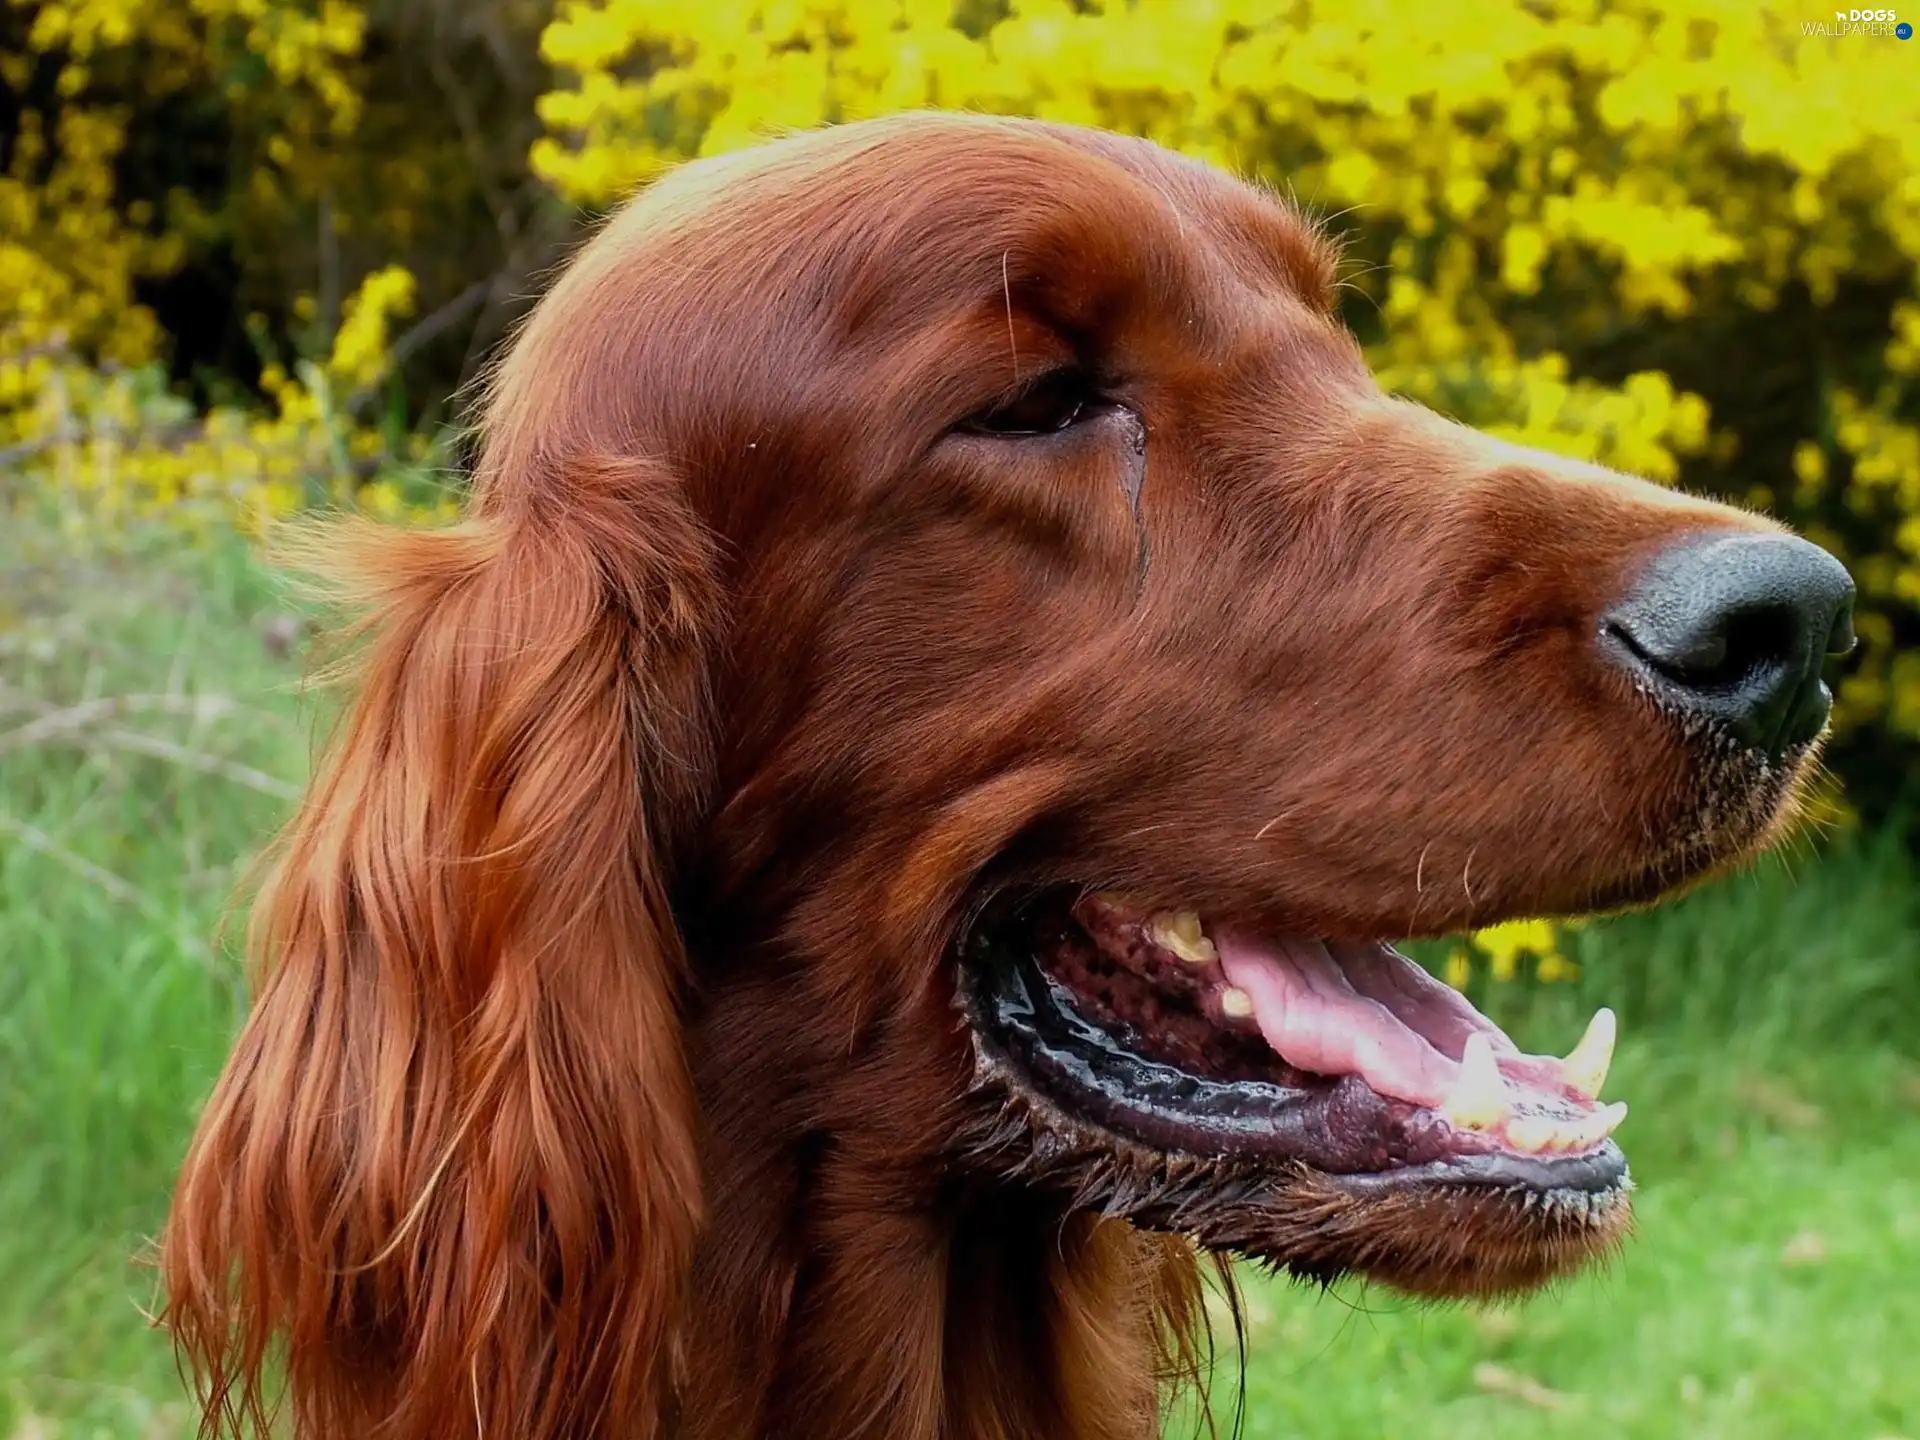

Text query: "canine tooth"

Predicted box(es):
[1149, 909, 1217, 965]
[1442, 1033, 1510, 1131]
[1562, 1007, 1617, 1100]
[1219, 986, 1255, 1019]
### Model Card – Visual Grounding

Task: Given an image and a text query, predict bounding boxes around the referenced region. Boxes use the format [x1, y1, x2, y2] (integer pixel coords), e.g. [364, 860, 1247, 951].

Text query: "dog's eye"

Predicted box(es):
[961, 370, 1102, 437]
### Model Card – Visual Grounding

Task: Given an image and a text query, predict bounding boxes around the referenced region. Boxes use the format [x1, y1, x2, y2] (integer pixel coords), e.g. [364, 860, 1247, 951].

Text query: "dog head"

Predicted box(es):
[164, 113, 1851, 1438]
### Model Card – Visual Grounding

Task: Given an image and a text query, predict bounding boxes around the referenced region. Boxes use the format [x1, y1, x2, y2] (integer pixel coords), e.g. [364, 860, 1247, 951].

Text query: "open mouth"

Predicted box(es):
[960, 889, 1630, 1206]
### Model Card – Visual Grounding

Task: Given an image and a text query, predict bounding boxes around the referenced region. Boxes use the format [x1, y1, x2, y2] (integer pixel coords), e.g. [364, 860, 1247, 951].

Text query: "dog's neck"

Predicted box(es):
[678, 1173, 1177, 1440]
[677, 985, 1192, 1440]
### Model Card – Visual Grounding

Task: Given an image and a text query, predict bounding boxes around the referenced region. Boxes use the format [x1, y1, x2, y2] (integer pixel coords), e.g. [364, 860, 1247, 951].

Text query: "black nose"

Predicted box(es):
[1603, 531, 1855, 759]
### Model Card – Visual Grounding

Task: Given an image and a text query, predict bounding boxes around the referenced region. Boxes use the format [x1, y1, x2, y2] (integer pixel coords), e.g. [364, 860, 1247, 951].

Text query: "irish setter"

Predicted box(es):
[161, 112, 1854, 1439]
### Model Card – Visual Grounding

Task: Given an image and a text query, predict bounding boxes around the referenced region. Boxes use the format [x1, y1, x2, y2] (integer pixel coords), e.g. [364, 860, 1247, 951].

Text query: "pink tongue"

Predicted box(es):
[1215, 930, 1515, 1109]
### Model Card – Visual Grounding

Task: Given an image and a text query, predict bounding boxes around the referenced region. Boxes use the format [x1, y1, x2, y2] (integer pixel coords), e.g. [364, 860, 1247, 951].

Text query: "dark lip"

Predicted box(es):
[955, 892, 1631, 1193]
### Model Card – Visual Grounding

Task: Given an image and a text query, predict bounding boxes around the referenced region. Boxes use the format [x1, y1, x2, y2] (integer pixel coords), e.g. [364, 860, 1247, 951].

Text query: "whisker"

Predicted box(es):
[1002, 249, 1020, 384]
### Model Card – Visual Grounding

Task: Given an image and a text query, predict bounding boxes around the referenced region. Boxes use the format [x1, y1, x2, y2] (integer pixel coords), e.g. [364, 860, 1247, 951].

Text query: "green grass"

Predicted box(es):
[1217, 1036, 1920, 1439]
[2, 515, 1918, 1439]
[0, 517, 309, 1439]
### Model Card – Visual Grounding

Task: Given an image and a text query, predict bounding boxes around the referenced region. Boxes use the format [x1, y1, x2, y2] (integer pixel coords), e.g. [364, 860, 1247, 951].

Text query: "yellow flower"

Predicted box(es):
[326, 264, 416, 393]
[1470, 919, 1561, 985]
[1535, 953, 1582, 984]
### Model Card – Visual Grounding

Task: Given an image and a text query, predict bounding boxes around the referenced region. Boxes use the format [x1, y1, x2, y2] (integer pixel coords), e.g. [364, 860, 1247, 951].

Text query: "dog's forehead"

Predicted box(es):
[1032, 121, 1340, 305]
[628, 113, 1339, 315]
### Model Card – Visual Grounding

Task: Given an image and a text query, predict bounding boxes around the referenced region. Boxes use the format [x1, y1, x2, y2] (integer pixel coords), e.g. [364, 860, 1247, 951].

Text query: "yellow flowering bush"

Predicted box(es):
[1, 0, 364, 378]
[2, 0, 554, 506]
[12, 266, 451, 537]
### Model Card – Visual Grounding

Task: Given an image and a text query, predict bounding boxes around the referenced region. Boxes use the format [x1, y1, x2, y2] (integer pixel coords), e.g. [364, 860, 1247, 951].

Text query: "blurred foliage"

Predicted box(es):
[0, 0, 559, 526]
[2, 0, 1918, 826]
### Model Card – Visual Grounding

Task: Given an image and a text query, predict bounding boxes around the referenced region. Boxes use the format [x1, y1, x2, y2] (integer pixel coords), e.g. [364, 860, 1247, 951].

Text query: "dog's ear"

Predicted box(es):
[161, 458, 719, 1440]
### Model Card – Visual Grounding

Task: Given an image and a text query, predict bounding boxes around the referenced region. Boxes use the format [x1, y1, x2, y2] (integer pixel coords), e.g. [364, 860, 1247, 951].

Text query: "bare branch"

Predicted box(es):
[0, 809, 214, 962]
[89, 727, 302, 800]
[0, 690, 303, 798]
[0, 693, 243, 753]
[0, 808, 153, 912]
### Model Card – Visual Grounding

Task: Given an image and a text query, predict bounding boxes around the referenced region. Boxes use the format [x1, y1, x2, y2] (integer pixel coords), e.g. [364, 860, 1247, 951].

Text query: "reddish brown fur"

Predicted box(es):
[162, 113, 1804, 1439]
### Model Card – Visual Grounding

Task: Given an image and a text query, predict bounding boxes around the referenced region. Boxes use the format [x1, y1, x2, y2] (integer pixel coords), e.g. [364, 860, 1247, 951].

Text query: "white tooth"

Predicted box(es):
[1562, 1008, 1617, 1100]
[1149, 909, 1218, 965]
[1219, 986, 1255, 1019]
[1442, 1033, 1510, 1132]
[1585, 1100, 1629, 1145]
[1505, 1115, 1558, 1154]
[1508, 1101, 1628, 1158]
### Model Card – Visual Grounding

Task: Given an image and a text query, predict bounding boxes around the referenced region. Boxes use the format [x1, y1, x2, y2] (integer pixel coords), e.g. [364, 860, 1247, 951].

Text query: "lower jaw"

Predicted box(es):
[955, 893, 1632, 1224]
[958, 1014, 1634, 1301]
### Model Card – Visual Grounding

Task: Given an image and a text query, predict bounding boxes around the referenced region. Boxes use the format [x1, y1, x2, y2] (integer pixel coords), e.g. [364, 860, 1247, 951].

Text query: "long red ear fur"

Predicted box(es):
[161, 467, 718, 1440]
